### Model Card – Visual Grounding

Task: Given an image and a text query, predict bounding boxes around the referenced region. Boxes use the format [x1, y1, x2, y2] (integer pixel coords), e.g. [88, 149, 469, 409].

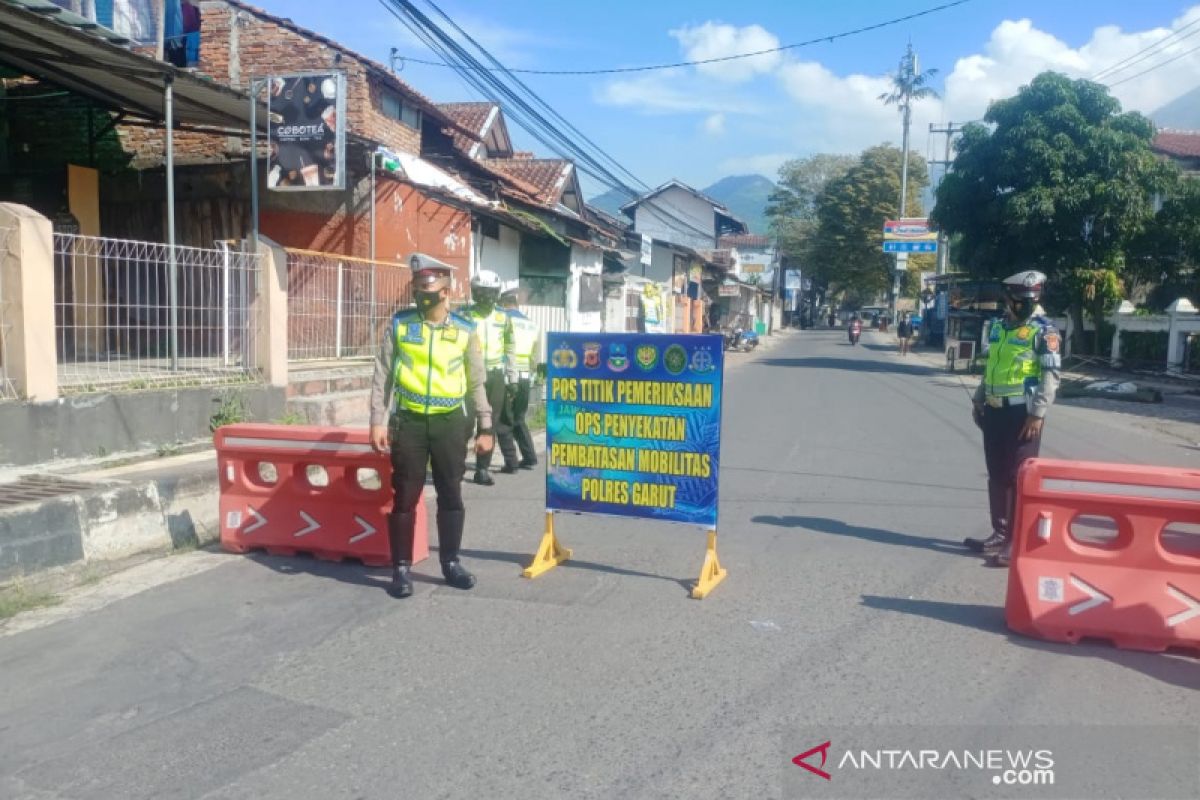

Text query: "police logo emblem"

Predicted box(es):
[583, 343, 602, 369]
[635, 344, 658, 371]
[663, 344, 687, 375]
[404, 322, 424, 343]
[690, 348, 715, 374]
[551, 344, 577, 369]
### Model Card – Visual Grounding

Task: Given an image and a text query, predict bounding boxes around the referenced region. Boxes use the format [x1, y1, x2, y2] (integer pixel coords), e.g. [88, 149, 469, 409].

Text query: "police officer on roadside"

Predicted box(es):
[369, 255, 494, 598]
[499, 287, 541, 469]
[964, 270, 1061, 567]
[464, 270, 519, 484]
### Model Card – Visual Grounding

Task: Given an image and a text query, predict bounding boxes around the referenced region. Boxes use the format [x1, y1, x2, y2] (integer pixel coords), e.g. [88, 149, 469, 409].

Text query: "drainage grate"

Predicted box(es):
[0, 475, 98, 509]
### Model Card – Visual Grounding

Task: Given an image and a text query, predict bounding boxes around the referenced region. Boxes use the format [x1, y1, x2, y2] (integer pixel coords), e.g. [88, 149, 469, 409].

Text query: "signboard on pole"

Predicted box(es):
[784, 269, 802, 290]
[718, 284, 740, 297]
[883, 218, 935, 239]
[640, 234, 653, 267]
[884, 241, 937, 254]
[267, 72, 346, 191]
[545, 333, 723, 528]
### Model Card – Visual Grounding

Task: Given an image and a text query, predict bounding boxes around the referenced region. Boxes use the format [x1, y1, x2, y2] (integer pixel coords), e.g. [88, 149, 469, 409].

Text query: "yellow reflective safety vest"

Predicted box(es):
[982, 316, 1058, 399]
[466, 306, 510, 371]
[391, 310, 474, 415]
[509, 312, 540, 375]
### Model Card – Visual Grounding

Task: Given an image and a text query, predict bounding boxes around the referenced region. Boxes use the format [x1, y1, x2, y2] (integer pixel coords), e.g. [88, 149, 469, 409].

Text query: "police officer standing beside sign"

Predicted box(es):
[964, 270, 1061, 567]
[465, 270, 519, 484]
[369, 255, 494, 598]
[499, 287, 541, 469]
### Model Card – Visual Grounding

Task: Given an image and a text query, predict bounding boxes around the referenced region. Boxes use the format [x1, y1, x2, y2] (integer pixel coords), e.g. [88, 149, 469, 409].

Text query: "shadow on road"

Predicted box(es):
[860, 595, 1200, 690]
[752, 514, 970, 555]
[461, 547, 693, 592]
[727, 465, 984, 495]
[759, 356, 940, 377]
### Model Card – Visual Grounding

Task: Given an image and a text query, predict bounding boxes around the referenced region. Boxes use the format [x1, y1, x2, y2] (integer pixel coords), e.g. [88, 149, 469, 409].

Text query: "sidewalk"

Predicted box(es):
[866, 330, 1200, 445]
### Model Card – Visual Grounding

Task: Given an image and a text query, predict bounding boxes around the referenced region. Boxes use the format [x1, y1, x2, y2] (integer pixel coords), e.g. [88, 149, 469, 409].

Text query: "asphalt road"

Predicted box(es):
[2, 329, 1197, 800]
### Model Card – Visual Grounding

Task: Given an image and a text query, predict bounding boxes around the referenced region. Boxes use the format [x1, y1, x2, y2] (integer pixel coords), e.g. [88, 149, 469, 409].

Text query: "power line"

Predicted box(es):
[392, 0, 975, 76]
[1091, 17, 1200, 81]
[1104, 40, 1200, 88]
[382, 0, 724, 244]
[1094, 21, 1200, 83]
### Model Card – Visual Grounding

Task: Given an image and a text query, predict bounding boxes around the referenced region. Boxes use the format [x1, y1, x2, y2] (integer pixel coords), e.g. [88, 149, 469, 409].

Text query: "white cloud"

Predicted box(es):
[595, 69, 763, 114]
[599, 7, 1200, 161]
[703, 113, 726, 135]
[669, 22, 782, 83]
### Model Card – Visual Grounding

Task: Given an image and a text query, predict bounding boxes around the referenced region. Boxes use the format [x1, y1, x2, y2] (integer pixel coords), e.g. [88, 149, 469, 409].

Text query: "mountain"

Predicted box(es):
[702, 174, 775, 234]
[1152, 87, 1200, 130]
[587, 174, 777, 233]
[588, 187, 637, 219]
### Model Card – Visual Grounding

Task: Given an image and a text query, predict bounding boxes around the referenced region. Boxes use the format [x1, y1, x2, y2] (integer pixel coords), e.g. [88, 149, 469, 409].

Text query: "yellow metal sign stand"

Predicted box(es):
[521, 512, 728, 599]
[691, 530, 727, 599]
[522, 512, 572, 579]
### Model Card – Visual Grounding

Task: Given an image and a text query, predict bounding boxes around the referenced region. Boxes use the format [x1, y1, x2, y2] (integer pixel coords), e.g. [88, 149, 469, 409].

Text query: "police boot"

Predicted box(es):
[386, 512, 415, 599]
[965, 481, 1010, 554]
[436, 509, 475, 590]
[964, 530, 1008, 555]
[473, 450, 495, 486]
[987, 540, 1013, 568]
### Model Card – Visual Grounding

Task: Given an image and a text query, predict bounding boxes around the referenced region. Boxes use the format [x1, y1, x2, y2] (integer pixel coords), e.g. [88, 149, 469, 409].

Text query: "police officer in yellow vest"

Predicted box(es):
[369, 255, 494, 598]
[499, 287, 541, 469]
[965, 270, 1061, 567]
[464, 269, 519, 485]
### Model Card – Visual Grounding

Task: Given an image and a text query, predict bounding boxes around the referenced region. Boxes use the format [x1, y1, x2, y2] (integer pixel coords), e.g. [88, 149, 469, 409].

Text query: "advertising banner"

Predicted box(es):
[785, 269, 803, 290]
[640, 284, 665, 333]
[267, 72, 346, 191]
[545, 333, 723, 528]
[883, 217, 936, 240]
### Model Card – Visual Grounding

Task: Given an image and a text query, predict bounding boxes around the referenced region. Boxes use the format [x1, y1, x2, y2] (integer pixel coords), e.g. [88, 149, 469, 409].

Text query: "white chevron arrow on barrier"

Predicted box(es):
[1068, 575, 1111, 616]
[293, 511, 321, 538]
[243, 508, 267, 534]
[349, 515, 376, 544]
[1165, 585, 1200, 628]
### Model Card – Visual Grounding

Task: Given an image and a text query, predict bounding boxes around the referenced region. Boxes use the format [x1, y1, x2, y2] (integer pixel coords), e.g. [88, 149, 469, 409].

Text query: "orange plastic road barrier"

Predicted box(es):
[1006, 458, 1200, 653]
[215, 423, 428, 566]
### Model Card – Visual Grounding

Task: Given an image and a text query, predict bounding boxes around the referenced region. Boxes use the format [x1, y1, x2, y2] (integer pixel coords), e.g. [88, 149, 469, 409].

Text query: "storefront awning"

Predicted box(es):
[0, 0, 266, 131]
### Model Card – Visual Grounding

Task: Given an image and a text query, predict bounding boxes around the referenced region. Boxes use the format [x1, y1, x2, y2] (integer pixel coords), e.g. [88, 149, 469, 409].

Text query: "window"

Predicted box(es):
[380, 90, 423, 130]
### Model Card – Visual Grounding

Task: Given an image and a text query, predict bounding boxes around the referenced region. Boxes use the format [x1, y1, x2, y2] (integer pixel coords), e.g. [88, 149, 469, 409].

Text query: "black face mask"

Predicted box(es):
[1009, 298, 1036, 319]
[415, 290, 442, 311]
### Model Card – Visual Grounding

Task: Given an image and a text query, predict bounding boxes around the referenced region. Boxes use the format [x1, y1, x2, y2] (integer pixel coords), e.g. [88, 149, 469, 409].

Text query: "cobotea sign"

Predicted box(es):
[544, 333, 723, 527]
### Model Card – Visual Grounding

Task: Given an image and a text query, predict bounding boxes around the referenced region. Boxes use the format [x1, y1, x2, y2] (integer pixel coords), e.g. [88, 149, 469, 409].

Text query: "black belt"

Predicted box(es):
[984, 396, 1025, 409]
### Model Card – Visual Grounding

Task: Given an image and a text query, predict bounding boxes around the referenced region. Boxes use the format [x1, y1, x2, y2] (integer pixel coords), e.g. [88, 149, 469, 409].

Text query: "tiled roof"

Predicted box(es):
[719, 233, 772, 249]
[221, 0, 455, 127]
[437, 102, 492, 154]
[485, 158, 572, 205]
[1153, 130, 1200, 159]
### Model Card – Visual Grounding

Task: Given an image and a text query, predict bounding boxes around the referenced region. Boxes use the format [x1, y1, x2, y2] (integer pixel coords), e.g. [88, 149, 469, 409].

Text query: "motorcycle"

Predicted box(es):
[737, 328, 759, 352]
[848, 320, 862, 346]
[722, 327, 760, 352]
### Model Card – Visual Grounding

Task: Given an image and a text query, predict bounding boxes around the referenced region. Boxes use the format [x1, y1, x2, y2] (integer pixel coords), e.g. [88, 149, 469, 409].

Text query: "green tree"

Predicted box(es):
[1127, 176, 1200, 309]
[766, 154, 856, 274]
[808, 144, 931, 301]
[932, 71, 1173, 353]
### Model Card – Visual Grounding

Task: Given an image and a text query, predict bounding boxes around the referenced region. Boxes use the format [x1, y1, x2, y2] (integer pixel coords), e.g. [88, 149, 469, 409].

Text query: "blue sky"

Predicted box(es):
[263, 0, 1200, 195]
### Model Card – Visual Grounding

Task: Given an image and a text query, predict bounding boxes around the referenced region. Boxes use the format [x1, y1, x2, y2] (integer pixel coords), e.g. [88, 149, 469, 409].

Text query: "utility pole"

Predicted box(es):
[928, 121, 965, 276]
[893, 44, 917, 324]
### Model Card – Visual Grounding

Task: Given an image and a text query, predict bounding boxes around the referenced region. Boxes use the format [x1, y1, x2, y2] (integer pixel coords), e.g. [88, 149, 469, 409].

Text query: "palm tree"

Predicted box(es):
[879, 43, 939, 317]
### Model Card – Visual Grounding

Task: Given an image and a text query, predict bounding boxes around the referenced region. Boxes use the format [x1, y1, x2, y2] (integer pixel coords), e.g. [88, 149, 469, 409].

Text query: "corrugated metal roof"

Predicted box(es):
[0, 0, 265, 130]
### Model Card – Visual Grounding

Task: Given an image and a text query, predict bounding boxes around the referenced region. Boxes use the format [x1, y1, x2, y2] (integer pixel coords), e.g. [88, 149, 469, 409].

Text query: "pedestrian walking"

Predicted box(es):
[964, 270, 1061, 567]
[369, 255, 494, 598]
[464, 270, 519, 484]
[499, 288, 541, 469]
[897, 313, 914, 356]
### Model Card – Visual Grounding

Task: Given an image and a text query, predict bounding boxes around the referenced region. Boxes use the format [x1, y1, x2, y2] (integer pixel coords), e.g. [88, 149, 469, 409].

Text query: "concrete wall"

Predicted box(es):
[567, 244, 604, 333]
[0, 386, 285, 468]
[477, 220, 521, 288]
[633, 186, 715, 252]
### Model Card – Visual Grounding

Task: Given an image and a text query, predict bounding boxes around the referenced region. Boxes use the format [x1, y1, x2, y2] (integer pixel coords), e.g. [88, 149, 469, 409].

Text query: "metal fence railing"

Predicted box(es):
[53, 234, 262, 392]
[0, 224, 17, 400]
[286, 249, 412, 362]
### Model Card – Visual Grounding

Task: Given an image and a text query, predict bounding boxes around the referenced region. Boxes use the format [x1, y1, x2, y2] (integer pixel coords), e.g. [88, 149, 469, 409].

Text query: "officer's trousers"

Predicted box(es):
[467, 369, 518, 470]
[980, 404, 1042, 539]
[389, 410, 469, 563]
[506, 377, 537, 464]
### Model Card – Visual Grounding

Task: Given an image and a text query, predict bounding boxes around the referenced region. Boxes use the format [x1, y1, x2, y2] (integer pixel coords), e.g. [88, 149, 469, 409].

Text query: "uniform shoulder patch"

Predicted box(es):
[449, 311, 477, 331]
[392, 308, 419, 323]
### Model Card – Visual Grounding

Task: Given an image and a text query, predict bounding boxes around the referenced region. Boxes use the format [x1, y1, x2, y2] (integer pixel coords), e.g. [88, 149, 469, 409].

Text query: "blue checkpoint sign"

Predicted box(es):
[883, 241, 938, 253]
